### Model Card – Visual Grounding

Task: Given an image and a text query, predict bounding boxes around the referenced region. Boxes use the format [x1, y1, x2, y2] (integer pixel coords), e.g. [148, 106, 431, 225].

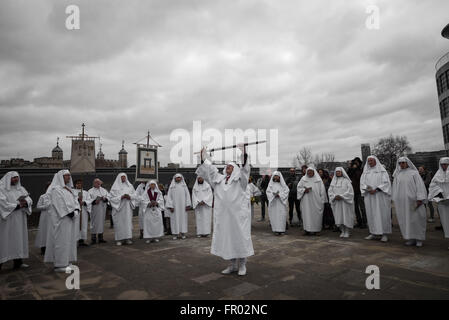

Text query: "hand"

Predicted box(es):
[95, 199, 100, 205]
[416, 200, 423, 207]
[170, 208, 174, 213]
[186, 206, 192, 210]
[437, 192, 444, 199]
[335, 195, 342, 201]
[200, 147, 207, 162]
[200, 201, 205, 205]
[304, 188, 310, 194]
[369, 189, 377, 195]
[67, 212, 75, 219]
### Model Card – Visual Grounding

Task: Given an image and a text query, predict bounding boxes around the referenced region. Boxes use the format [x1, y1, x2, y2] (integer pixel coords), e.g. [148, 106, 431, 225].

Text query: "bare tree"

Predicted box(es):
[296, 147, 313, 167]
[312, 152, 336, 168]
[372, 135, 412, 174]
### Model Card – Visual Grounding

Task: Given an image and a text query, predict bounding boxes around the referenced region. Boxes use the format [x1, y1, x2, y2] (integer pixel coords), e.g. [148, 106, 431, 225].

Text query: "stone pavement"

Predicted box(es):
[1, 207, 449, 300]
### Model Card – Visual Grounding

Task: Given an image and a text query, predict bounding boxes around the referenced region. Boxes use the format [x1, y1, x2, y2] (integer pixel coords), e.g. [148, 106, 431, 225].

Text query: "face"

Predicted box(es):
[226, 165, 234, 176]
[368, 158, 376, 168]
[75, 181, 83, 189]
[302, 166, 307, 174]
[121, 175, 127, 183]
[93, 179, 101, 188]
[10, 176, 19, 185]
[442, 164, 449, 171]
[290, 168, 295, 175]
[318, 170, 324, 177]
[418, 167, 424, 174]
[307, 170, 314, 178]
[273, 175, 280, 182]
[175, 176, 182, 183]
[63, 174, 71, 185]
[150, 183, 156, 190]
[336, 171, 342, 177]
[198, 177, 204, 184]
[399, 162, 408, 170]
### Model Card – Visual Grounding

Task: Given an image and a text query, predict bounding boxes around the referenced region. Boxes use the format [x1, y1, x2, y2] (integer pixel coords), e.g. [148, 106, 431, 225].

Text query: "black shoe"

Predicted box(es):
[78, 240, 89, 247]
[98, 234, 107, 243]
[139, 230, 144, 239]
[40, 247, 46, 255]
[436, 226, 443, 231]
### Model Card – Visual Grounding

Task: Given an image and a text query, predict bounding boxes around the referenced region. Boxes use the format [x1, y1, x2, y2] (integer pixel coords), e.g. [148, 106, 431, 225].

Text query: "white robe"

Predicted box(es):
[0, 179, 32, 264]
[267, 173, 289, 233]
[428, 159, 449, 238]
[360, 160, 392, 235]
[329, 177, 355, 229]
[135, 183, 146, 230]
[108, 182, 136, 241]
[246, 183, 261, 220]
[165, 177, 191, 235]
[297, 171, 326, 233]
[35, 193, 52, 248]
[87, 186, 109, 234]
[74, 189, 90, 241]
[141, 188, 165, 239]
[44, 186, 79, 268]
[196, 160, 254, 260]
[192, 181, 213, 236]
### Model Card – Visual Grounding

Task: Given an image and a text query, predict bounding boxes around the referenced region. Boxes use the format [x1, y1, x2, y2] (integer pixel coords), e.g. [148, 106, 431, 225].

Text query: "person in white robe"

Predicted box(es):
[87, 178, 109, 244]
[392, 157, 427, 247]
[165, 174, 192, 240]
[267, 171, 289, 235]
[73, 179, 90, 247]
[246, 177, 262, 220]
[0, 171, 32, 270]
[192, 176, 213, 237]
[108, 173, 136, 246]
[360, 155, 392, 242]
[135, 181, 146, 239]
[140, 180, 165, 243]
[35, 182, 52, 255]
[297, 167, 326, 235]
[196, 146, 253, 276]
[328, 167, 355, 238]
[44, 170, 80, 272]
[428, 157, 449, 250]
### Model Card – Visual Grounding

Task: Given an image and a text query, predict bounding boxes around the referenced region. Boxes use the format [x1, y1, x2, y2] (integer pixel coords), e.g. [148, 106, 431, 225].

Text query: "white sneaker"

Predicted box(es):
[343, 230, 350, 238]
[428, 218, 435, 223]
[54, 266, 69, 273]
[380, 235, 388, 242]
[365, 234, 376, 240]
[197, 235, 202, 238]
[181, 235, 187, 240]
[172, 236, 178, 240]
[238, 264, 247, 276]
[116, 241, 122, 246]
[405, 239, 416, 246]
[221, 266, 238, 275]
[126, 240, 133, 245]
[154, 239, 160, 243]
[339, 231, 345, 238]
[145, 240, 150, 244]
[416, 241, 423, 247]
[19, 263, 30, 269]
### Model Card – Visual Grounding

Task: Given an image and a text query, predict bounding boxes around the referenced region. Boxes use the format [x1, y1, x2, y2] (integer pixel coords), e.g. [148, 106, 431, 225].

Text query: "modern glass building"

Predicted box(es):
[436, 24, 449, 149]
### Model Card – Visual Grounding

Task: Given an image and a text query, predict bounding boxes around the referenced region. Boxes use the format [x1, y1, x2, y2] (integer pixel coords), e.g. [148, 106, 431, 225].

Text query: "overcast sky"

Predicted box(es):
[1, 0, 448, 167]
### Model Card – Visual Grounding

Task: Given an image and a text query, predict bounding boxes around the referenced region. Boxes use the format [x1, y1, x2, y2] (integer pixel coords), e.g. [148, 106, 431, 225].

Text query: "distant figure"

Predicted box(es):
[141, 180, 164, 243]
[258, 174, 271, 222]
[328, 167, 355, 238]
[392, 157, 427, 247]
[266, 171, 289, 235]
[158, 183, 171, 235]
[73, 179, 90, 247]
[428, 157, 449, 250]
[246, 176, 261, 220]
[360, 155, 392, 243]
[347, 157, 367, 229]
[135, 181, 146, 239]
[108, 173, 136, 246]
[35, 182, 52, 255]
[297, 167, 326, 236]
[87, 178, 109, 244]
[166, 174, 192, 240]
[44, 170, 79, 273]
[319, 169, 335, 230]
[192, 176, 213, 237]
[0, 171, 32, 270]
[285, 168, 301, 227]
[419, 166, 435, 223]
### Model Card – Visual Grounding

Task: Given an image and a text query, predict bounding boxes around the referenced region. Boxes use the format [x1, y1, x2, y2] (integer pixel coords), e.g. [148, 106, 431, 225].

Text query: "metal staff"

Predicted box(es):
[194, 140, 266, 155]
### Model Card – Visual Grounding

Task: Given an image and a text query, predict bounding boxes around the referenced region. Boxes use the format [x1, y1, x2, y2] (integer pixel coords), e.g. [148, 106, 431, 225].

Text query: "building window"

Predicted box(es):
[441, 73, 448, 93]
[444, 124, 449, 145]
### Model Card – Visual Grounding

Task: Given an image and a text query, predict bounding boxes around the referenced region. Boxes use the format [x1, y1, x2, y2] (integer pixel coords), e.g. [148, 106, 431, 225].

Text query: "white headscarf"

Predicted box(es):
[363, 155, 388, 174]
[111, 173, 132, 193]
[302, 167, 322, 183]
[267, 171, 288, 192]
[145, 179, 161, 195]
[330, 167, 351, 186]
[169, 173, 188, 190]
[0, 171, 22, 191]
[193, 176, 211, 193]
[432, 157, 449, 183]
[47, 169, 73, 194]
[222, 162, 241, 183]
[393, 156, 418, 178]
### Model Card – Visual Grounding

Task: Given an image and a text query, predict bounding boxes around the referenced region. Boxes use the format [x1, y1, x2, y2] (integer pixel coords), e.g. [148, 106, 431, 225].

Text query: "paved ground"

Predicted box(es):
[1, 206, 449, 300]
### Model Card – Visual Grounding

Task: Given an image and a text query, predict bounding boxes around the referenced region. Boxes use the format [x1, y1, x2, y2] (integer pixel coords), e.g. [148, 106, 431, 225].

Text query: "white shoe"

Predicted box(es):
[343, 230, 350, 238]
[116, 241, 122, 246]
[181, 235, 187, 240]
[416, 241, 423, 247]
[221, 266, 238, 275]
[154, 239, 160, 243]
[365, 234, 376, 240]
[339, 231, 345, 238]
[145, 240, 150, 244]
[54, 266, 69, 273]
[428, 218, 435, 223]
[197, 235, 202, 238]
[238, 264, 247, 276]
[405, 239, 416, 246]
[380, 235, 388, 242]
[172, 236, 178, 240]
[126, 240, 133, 245]
[19, 263, 30, 269]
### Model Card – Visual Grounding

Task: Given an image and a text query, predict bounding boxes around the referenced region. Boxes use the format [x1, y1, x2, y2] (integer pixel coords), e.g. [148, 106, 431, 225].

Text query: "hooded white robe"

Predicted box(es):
[0, 171, 32, 264]
[35, 192, 52, 248]
[165, 174, 191, 235]
[267, 171, 289, 232]
[135, 182, 146, 230]
[297, 167, 326, 233]
[392, 157, 427, 241]
[196, 159, 254, 260]
[328, 167, 355, 229]
[428, 157, 449, 238]
[73, 188, 90, 241]
[87, 185, 109, 234]
[192, 177, 213, 236]
[108, 173, 136, 241]
[360, 155, 392, 235]
[44, 170, 80, 268]
[141, 180, 165, 239]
